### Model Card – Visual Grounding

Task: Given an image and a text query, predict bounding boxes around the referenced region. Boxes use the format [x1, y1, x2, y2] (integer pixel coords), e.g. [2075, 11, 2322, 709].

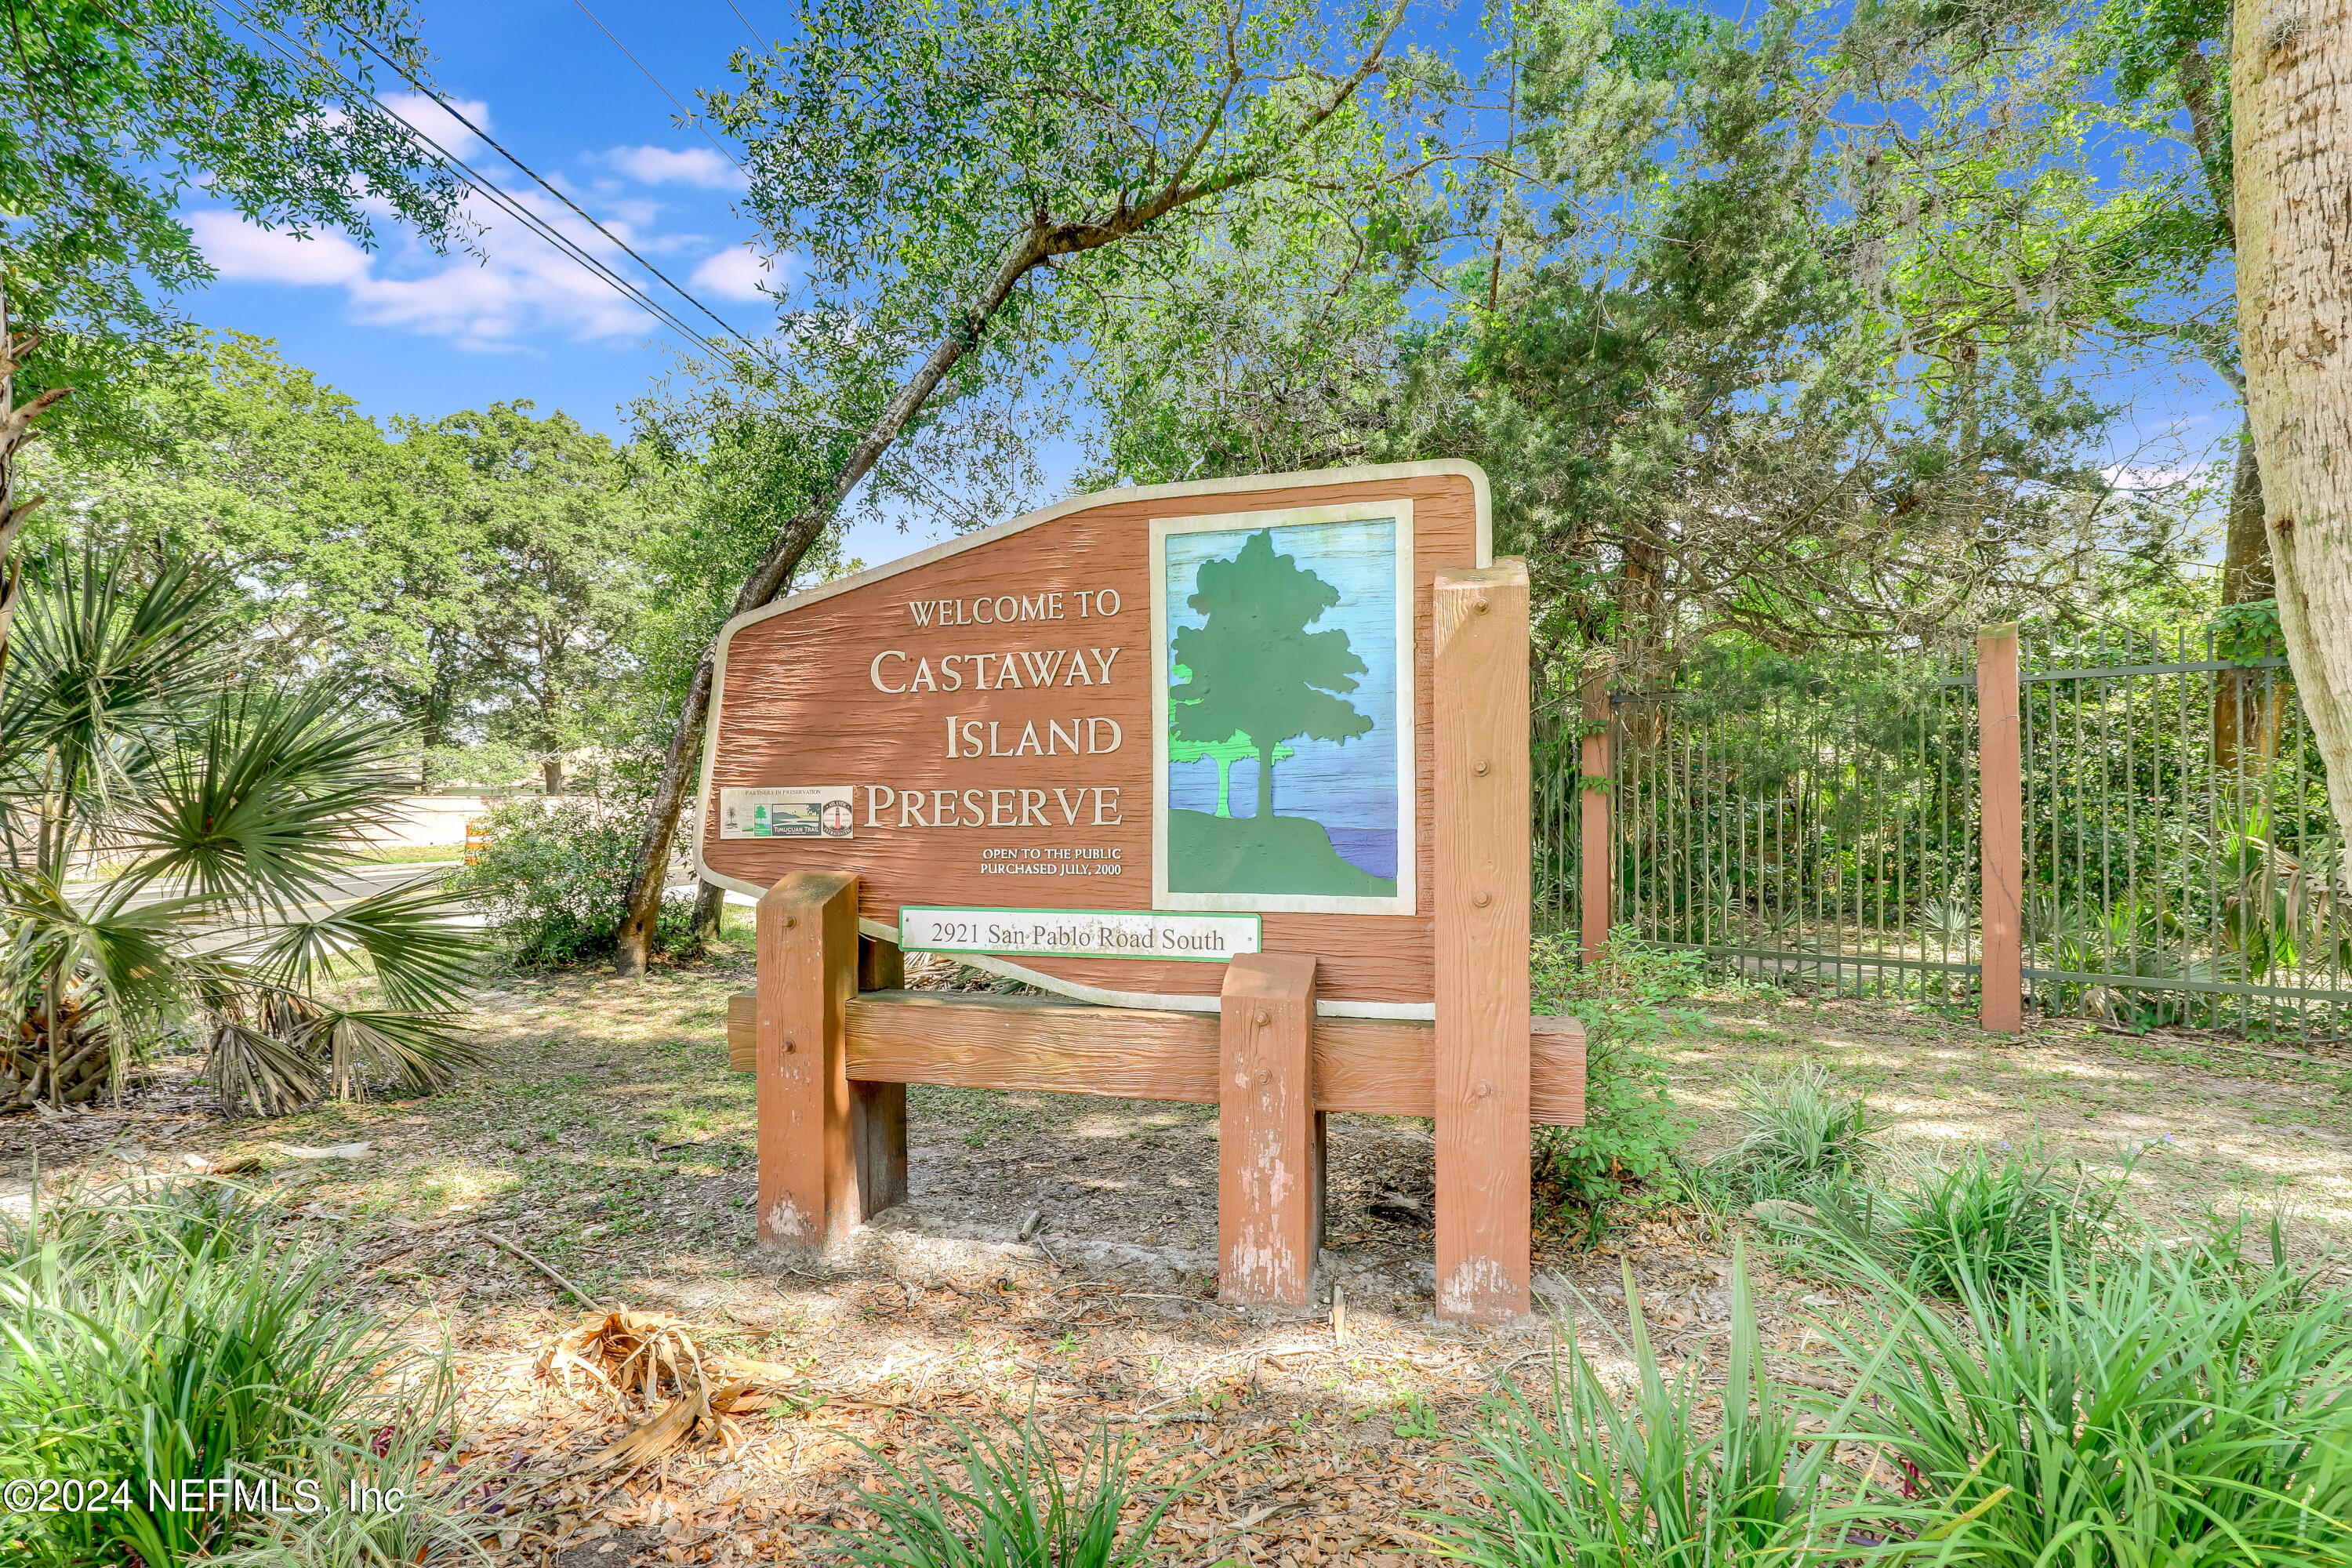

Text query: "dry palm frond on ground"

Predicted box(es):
[538, 1307, 803, 1478]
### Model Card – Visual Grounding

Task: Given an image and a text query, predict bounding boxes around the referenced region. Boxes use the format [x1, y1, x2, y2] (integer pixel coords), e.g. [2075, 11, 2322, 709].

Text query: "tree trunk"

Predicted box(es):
[0, 290, 65, 673]
[2234, 0, 2352, 837]
[692, 879, 726, 947]
[1254, 742, 1276, 821]
[2215, 417, 2285, 773]
[543, 756, 565, 794]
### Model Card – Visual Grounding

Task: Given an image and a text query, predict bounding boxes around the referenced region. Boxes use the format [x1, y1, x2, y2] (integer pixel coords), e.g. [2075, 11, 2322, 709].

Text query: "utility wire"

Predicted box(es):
[571, 0, 749, 175]
[216, 2, 764, 368]
[722, 0, 767, 46]
[325, 21, 766, 355]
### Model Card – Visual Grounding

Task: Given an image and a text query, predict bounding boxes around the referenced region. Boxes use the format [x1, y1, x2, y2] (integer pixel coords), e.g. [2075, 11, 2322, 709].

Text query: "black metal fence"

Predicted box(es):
[1534, 629, 2352, 1040]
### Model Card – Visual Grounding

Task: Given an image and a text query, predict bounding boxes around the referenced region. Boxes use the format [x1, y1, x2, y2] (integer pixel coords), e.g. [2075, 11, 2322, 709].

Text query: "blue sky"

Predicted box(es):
[199, 0, 996, 563]
[205, 2, 768, 426]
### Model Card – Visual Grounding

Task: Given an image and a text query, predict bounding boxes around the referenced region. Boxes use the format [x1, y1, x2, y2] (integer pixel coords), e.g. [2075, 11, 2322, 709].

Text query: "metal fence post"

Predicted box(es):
[1976, 626, 2023, 1033]
[1579, 673, 1611, 968]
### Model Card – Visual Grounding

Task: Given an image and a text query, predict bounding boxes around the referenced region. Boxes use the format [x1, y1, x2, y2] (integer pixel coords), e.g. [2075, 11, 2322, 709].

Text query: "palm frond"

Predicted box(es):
[0, 554, 229, 820]
[0, 869, 204, 1027]
[311, 1008, 481, 1100]
[245, 881, 484, 1010]
[122, 686, 412, 910]
[202, 1017, 328, 1116]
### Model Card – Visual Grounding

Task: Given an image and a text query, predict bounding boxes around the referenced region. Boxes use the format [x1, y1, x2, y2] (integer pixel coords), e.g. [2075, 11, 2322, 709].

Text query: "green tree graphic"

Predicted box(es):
[1170, 529, 1372, 821]
[1168, 659, 1293, 816]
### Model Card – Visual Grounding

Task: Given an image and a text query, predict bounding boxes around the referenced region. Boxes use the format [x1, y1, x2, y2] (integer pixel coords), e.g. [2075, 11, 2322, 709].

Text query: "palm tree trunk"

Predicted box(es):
[2234, 0, 2352, 839]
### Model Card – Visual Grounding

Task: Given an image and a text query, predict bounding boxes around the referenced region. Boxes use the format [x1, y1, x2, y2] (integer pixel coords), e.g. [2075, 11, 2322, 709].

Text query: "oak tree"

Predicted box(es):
[0, 1, 465, 662]
[609, 0, 1416, 972]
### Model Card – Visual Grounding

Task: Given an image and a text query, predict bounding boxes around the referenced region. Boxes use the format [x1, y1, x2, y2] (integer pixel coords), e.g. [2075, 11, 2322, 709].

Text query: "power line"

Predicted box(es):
[327, 25, 765, 354]
[216, 2, 762, 368]
[722, 0, 767, 46]
[571, 0, 749, 175]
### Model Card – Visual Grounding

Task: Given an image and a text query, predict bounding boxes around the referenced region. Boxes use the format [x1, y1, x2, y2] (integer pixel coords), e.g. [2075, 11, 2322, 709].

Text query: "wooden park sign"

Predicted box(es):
[695, 460, 1584, 1321]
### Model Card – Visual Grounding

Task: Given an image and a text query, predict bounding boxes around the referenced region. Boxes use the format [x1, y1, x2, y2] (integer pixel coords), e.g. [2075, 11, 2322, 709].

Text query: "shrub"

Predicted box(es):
[1426, 1244, 1946, 1565]
[824, 1410, 1210, 1566]
[1530, 930, 1694, 1212]
[1716, 1062, 1885, 1197]
[1886, 1145, 2128, 1298]
[1757, 1142, 2133, 1301]
[0, 1177, 477, 1566]
[445, 797, 696, 966]
[1818, 1235, 2352, 1568]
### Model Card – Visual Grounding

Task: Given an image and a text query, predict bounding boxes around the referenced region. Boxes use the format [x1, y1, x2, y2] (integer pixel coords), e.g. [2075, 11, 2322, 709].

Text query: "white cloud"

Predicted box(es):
[193, 216, 373, 287]
[691, 245, 775, 301]
[378, 93, 492, 160]
[192, 182, 669, 351]
[602, 144, 746, 190]
[189, 96, 775, 354]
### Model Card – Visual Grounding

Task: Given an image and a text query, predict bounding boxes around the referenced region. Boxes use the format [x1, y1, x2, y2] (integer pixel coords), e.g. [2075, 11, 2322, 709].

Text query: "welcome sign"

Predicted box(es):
[694, 462, 1491, 1018]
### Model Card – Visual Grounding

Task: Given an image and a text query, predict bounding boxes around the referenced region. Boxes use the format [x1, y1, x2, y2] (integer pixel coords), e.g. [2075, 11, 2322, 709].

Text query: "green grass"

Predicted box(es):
[1166, 808, 1395, 898]
[1715, 1062, 1886, 1197]
[1817, 1232, 2352, 1567]
[0, 1176, 481, 1567]
[822, 1410, 1214, 1566]
[1425, 1245, 1944, 1566]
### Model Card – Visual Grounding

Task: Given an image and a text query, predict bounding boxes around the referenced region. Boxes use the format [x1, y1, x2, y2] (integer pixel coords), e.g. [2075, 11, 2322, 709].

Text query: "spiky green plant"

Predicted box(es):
[0, 1174, 481, 1567]
[823, 1410, 1212, 1567]
[1883, 1145, 2128, 1298]
[1424, 1245, 1947, 1566]
[1816, 1232, 2352, 1567]
[0, 553, 483, 1112]
[1715, 1062, 1886, 1198]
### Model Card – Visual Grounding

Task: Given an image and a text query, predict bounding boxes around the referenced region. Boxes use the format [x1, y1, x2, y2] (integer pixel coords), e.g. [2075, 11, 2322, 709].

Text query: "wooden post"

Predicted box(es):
[855, 935, 909, 1215]
[1433, 561, 1533, 1323]
[757, 871, 861, 1255]
[1579, 672, 1612, 968]
[1218, 952, 1319, 1308]
[1976, 626, 2023, 1033]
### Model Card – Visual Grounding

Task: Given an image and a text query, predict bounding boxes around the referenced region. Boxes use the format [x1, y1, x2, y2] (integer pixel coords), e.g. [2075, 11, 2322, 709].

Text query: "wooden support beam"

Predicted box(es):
[1580, 672, 1612, 967]
[1977, 625, 2024, 1033]
[726, 990, 1586, 1126]
[854, 935, 908, 1215]
[1218, 953, 1319, 1307]
[757, 871, 863, 1255]
[1433, 561, 1533, 1323]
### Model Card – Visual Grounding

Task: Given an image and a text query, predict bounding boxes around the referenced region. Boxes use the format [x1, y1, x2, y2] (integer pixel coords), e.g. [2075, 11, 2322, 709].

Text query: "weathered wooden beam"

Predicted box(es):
[852, 935, 908, 1214]
[757, 870, 862, 1255]
[1977, 624, 2023, 1033]
[725, 990, 1585, 1127]
[1218, 953, 1319, 1307]
[1434, 559, 1534, 1322]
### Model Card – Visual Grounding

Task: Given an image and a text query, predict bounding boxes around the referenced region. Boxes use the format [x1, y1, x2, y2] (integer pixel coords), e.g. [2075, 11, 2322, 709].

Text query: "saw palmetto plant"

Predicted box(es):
[0, 553, 483, 1112]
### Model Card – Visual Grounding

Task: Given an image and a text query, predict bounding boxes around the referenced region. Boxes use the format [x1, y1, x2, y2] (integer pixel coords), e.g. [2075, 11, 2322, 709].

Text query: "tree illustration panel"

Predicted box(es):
[1152, 509, 1414, 916]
